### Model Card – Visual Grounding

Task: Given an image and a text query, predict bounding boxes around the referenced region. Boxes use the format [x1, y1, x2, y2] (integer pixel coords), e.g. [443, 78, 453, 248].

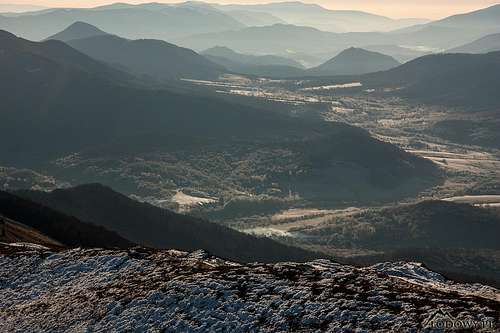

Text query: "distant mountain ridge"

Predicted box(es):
[180, 4, 500, 60]
[203, 46, 303, 68]
[308, 47, 400, 76]
[213, 1, 429, 32]
[0, 4, 47, 13]
[448, 33, 500, 54]
[432, 4, 500, 29]
[1, 2, 499, 59]
[46, 21, 107, 42]
[393, 4, 500, 49]
[178, 23, 384, 56]
[202, 45, 306, 77]
[0, 4, 245, 41]
[223, 9, 284, 26]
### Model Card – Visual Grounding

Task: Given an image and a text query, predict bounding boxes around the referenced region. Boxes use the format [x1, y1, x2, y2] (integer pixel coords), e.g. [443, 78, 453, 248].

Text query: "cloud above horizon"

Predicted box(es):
[7, 0, 500, 19]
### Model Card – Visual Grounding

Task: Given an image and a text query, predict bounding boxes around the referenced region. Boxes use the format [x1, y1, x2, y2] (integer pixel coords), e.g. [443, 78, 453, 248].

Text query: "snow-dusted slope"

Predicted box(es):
[0, 244, 498, 332]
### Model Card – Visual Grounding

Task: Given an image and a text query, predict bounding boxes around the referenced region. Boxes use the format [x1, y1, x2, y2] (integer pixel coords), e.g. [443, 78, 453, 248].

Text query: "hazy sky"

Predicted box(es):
[8, 0, 500, 19]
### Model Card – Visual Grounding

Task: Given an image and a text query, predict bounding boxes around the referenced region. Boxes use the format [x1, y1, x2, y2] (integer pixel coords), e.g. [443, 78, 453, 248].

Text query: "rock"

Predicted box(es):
[0, 244, 498, 332]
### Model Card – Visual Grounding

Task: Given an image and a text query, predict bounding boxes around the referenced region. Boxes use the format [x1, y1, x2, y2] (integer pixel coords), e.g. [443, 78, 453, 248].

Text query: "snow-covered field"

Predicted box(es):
[171, 191, 217, 208]
[300, 82, 363, 91]
[443, 195, 500, 206]
[0, 244, 498, 332]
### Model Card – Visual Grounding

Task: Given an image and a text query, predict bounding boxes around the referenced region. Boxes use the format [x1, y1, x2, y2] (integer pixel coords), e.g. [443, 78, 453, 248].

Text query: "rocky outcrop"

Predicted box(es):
[0, 244, 498, 332]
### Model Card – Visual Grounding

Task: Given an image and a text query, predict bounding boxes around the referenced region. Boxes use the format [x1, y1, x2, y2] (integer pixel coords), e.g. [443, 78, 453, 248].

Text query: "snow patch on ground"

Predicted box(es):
[0, 245, 498, 332]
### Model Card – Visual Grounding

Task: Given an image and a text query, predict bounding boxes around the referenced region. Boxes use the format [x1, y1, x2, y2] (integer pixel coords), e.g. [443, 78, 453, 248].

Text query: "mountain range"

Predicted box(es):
[213, 1, 429, 32]
[178, 23, 385, 56]
[178, 4, 500, 62]
[0, 1, 429, 42]
[202, 46, 400, 77]
[2, 2, 500, 65]
[0, 3, 245, 41]
[48, 22, 224, 81]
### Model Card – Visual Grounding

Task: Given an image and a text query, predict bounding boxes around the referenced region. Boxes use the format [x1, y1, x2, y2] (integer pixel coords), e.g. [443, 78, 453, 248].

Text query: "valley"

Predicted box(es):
[3, 71, 498, 224]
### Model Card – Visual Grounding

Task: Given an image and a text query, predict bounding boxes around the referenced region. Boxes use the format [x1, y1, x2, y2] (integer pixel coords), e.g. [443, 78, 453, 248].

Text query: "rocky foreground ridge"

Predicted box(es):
[0, 243, 499, 332]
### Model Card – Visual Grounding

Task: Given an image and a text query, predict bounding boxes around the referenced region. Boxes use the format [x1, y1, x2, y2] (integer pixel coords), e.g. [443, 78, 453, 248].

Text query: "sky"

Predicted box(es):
[6, 0, 500, 19]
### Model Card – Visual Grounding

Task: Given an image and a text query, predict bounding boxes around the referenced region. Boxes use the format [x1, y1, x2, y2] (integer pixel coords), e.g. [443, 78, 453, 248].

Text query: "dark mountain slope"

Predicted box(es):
[363, 51, 500, 108]
[0, 29, 129, 82]
[308, 47, 400, 76]
[448, 33, 500, 54]
[0, 30, 303, 157]
[45, 21, 107, 42]
[16, 184, 322, 263]
[0, 191, 133, 248]
[178, 24, 387, 56]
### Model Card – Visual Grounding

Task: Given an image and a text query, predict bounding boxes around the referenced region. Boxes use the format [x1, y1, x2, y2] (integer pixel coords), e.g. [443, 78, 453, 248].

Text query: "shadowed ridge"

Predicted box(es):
[16, 184, 326, 263]
[0, 190, 134, 248]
